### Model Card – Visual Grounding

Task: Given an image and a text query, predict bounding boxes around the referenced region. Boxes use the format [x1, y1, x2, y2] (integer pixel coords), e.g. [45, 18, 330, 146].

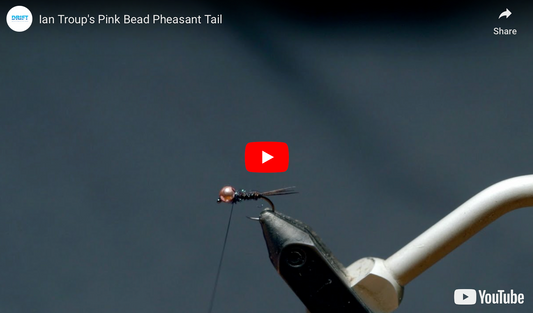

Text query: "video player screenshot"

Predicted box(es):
[3, 2, 532, 313]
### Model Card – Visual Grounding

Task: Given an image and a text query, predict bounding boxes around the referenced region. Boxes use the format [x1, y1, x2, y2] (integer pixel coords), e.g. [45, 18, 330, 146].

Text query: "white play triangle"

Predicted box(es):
[262, 151, 274, 164]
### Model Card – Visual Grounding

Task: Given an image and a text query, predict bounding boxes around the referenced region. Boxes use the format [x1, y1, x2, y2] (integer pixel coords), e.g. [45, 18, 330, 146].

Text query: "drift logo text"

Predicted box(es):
[6, 6, 33, 32]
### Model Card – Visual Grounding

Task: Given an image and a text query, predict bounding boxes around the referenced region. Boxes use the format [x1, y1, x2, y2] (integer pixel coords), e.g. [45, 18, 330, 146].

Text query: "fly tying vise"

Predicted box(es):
[208, 185, 297, 313]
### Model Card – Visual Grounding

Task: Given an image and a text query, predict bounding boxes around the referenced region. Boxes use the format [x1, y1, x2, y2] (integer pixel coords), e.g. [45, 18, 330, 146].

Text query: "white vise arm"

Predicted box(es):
[348, 175, 533, 313]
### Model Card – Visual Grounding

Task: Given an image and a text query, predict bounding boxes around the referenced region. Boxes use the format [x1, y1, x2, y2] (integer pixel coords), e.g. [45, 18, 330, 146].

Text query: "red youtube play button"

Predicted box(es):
[245, 142, 289, 173]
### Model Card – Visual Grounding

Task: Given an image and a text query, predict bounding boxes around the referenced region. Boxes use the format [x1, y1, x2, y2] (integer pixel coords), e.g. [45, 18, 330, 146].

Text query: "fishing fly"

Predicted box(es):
[217, 185, 297, 212]
[207, 186, 297, 313]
